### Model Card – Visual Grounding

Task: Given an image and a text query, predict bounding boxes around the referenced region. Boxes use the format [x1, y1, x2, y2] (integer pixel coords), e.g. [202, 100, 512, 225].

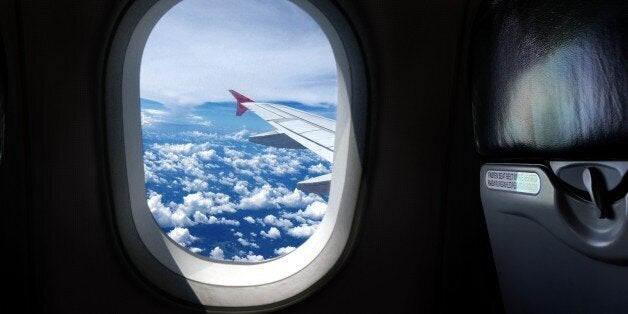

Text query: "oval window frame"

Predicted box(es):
[105, 0, 368, 309]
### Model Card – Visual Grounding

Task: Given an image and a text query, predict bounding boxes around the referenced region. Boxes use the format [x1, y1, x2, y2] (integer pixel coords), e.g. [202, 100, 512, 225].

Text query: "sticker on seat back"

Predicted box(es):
[485, 170, 540, 194]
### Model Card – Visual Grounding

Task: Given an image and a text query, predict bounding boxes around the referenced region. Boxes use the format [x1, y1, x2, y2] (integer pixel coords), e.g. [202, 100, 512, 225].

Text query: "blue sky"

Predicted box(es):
[141, 0, 337, 107]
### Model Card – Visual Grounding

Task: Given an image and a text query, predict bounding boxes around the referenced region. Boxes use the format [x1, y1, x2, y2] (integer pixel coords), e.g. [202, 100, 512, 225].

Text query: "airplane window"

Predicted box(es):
[140, 0, 337, 262]
[106, 0, 366, 308]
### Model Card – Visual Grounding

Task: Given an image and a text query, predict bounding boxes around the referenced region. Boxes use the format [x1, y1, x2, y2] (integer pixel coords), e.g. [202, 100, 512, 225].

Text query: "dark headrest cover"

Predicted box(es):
[470, 0, 628, 158]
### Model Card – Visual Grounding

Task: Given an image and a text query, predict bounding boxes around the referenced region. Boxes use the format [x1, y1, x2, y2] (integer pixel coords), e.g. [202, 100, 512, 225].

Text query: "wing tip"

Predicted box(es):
[229, 90, 253, 116]
[297, 174, 331, 196]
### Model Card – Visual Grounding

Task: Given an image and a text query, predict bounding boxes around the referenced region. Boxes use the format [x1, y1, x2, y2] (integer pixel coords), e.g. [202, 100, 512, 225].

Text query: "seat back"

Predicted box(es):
[471, 1, 628, 313]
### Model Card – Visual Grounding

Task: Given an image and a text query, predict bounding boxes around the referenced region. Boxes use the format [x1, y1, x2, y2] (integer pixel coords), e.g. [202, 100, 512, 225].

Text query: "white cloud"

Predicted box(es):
[287, 215, 307, 224]
[223, 147, 244, 159]
[144, 150, 157, 160]
[180, 178, 209, 192]
[261, 227, 281, 239]
[233, 231, 243, 237]
[261, 215, 293, 230]
[308, 163, 329, 174]
[275, 188, 323, 208]
[141, 109, 168, 126]
[153, 142, 213, 155]
[220, 148, 316, 179]
[147, 191, 170, 222]
[232, 251, 265, 263]
[193, 211, 240, 226]
[238, 185, 276, 209]
[186, 114, 211, 126]
[178, 131, 218, 141]
[243, 216, 255, 224]
[176, 191, 237, 215]
[147, 190, 240, 228]
[209, 246, 225, 260]
[283, 201, 327, 220]
[233, 180, 250, 195]
[167, 227, 198, 247]
[226, 129, 250, 141]
[250, 153, 302, 176]
[274, 246, 296, 256]
[144, 167, 166, 184]
[218, 171, 238, 186]
[252, 175, 268, 185]
[287, 223, 319, 238]
[197, 149, 216, 161]
[147, 191, 194, 227]
[144, 142, 220, 181]
[141, 108, 212, 127]
[179, 155, 205, 178]
[238, 184, 323, 210]
[237, 238, 260, 249]
[189, 247, 204, 253]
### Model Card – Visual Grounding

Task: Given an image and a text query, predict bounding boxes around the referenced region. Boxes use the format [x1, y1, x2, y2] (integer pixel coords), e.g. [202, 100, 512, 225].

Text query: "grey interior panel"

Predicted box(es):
[481, 163, 628, 313]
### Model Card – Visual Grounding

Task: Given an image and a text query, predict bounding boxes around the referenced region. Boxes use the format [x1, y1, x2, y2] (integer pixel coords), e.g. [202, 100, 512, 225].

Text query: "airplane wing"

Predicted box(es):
[229, 90, 334, 195]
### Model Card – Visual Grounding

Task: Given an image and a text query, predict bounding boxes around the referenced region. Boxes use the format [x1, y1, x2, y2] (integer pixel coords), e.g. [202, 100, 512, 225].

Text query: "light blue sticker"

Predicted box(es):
[485, 170, 540, 194]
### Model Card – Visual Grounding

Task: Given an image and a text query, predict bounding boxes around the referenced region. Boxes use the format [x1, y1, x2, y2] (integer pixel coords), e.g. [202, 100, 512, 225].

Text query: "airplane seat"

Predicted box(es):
[470, 0, 628, 313]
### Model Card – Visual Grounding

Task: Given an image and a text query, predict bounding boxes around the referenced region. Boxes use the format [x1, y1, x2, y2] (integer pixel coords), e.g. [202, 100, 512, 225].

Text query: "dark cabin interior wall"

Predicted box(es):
[0, 0, 501, 312]
[437, 1, 504, 313]
[0, 1, 31, 312]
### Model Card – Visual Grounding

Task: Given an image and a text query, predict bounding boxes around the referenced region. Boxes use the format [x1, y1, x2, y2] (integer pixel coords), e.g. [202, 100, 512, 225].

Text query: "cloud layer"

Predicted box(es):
[143, 129, 332, 262]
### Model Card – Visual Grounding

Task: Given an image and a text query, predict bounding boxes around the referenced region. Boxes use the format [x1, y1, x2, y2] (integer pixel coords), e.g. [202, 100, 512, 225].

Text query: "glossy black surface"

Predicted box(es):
[0, 35, 5, 163]
[471, 0, 628, 158]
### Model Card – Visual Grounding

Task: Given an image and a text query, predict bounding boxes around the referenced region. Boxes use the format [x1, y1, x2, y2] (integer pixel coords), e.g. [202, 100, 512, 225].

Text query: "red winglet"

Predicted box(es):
[228, 90, 253, 116]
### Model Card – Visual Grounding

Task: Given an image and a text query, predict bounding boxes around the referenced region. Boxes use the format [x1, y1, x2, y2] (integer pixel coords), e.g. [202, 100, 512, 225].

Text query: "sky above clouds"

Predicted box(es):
[140, 0, 337, 108]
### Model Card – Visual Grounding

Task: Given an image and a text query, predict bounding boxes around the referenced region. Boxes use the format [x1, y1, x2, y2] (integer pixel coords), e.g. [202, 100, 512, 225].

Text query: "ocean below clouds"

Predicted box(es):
[141, 98, 335, 262]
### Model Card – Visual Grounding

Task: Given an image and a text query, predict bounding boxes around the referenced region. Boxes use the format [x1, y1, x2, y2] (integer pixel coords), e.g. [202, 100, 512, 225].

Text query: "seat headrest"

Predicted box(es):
[470, 0, 628, 158]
